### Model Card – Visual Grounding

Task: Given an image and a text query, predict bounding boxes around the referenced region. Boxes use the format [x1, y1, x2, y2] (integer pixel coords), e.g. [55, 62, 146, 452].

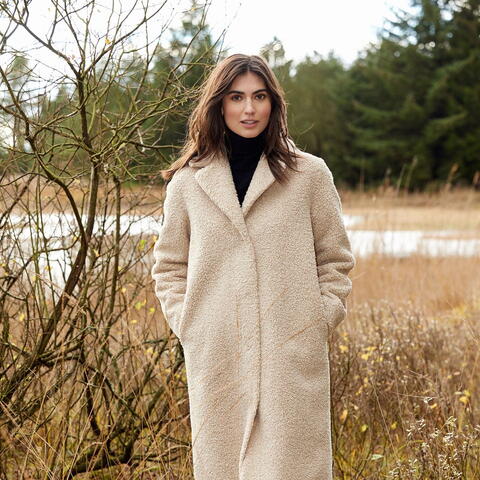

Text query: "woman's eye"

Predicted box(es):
[229, 94, 267, 101]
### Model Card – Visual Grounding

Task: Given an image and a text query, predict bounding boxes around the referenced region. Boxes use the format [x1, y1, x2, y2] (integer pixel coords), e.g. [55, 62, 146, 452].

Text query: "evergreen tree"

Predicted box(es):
[343, 0, 479, 189]
[286, 52, 353, 184]
[423, 0, 480, 184]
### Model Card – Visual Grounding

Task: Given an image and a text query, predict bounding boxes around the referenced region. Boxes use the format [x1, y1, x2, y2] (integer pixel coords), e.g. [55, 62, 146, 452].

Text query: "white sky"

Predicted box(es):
[0, 0, 416, 73]
[0, 0, 417, 147]
[206, 0, 415, 67]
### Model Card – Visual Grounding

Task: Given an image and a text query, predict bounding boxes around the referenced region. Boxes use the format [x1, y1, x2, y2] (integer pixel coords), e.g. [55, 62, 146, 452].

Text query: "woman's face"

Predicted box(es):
[221, 71, 272, 138]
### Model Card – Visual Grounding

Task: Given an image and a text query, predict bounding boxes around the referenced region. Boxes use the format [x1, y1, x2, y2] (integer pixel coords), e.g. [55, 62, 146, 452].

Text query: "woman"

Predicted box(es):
[151, 53, 355, 480]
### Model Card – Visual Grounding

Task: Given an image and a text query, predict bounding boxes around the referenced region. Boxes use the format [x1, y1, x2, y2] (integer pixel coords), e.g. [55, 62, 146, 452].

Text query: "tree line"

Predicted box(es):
[280, 0, 479, 191]
[1, 0, 479, 191]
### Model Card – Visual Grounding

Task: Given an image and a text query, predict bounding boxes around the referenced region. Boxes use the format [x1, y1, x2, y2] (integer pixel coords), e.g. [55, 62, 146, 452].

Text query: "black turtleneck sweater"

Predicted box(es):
[225, 126, 266, 206]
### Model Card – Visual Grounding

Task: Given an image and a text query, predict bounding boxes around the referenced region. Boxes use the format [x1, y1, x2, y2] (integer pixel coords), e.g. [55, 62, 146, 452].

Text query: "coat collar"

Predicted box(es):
[189, 150, 287, 237]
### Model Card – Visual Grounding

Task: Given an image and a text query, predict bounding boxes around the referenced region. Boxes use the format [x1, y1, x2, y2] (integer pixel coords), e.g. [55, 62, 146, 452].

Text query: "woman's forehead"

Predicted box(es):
[229, 71, 266, 90]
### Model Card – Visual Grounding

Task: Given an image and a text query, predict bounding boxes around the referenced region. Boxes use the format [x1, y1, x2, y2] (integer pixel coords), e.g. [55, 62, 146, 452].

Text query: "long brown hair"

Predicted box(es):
[160, 53, 301, 184]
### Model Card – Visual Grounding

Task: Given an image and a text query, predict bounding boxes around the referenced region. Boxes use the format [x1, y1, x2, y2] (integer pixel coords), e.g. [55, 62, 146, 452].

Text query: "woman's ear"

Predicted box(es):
[221, 106, 224, 116]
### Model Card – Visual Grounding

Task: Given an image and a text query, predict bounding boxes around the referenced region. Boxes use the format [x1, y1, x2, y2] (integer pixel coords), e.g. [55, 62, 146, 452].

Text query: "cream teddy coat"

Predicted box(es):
[151, 143, 355, 480]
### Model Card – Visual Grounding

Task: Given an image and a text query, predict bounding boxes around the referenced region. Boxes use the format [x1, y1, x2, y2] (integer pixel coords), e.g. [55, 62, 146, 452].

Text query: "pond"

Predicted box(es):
[345, 214, 480, 258]
[4, 212, 479, 295]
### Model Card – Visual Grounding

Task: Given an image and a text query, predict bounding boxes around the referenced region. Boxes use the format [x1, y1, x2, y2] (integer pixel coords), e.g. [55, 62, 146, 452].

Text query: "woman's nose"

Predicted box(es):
[244, 98, 255, 113]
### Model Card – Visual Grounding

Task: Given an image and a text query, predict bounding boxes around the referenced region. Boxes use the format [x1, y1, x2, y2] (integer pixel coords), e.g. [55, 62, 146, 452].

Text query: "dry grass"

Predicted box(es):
[345, 207, 480, 231]
[2, 176, 164, 216]
[1, 185, 479, 479]
[340, 186, 480, 231]
[331, 292, 479, 478]
[349, 254, 480, 318]
[329, 187, 480, 478]
[340, 186, 480, 209]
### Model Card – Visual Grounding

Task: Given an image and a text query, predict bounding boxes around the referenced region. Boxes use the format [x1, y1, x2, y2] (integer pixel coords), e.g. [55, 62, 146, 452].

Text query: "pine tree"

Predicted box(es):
[344, 0, 479, 189]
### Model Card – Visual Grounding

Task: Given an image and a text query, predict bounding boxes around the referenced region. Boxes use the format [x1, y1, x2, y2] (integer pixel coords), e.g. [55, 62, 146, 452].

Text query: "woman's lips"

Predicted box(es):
[240, 120, 259, 128]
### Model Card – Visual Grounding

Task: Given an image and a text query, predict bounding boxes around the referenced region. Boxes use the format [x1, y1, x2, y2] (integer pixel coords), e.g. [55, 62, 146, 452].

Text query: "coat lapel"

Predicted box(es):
[191, 151, 283, 237]
[241, 153, 279, 217]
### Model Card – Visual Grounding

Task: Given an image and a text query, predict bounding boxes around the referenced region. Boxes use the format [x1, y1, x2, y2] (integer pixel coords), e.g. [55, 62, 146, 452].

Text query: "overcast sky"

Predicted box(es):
[1, 0, 417, 72]
[203, 0, 415, 67]
[0, 0, 417, 146]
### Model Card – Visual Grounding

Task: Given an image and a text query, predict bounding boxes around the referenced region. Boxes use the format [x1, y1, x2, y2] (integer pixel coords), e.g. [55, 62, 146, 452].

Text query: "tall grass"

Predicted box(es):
[331, 290, 479, 479]
[1, 187, 478, 479]
[331, 187, 479, 479]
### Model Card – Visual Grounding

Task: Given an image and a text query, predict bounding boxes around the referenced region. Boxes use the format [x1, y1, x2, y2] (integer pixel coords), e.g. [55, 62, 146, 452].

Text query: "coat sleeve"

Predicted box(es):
[310, 160, 355, 331]
[151, 174, 190, 340]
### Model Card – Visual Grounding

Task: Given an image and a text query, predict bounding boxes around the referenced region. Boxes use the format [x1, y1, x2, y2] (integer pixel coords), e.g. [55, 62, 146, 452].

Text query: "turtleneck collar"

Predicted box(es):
[225, 125, 266, 159]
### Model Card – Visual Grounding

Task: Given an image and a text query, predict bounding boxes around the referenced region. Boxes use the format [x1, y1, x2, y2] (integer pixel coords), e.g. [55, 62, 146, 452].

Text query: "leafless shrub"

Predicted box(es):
[0, 0, 223, 477]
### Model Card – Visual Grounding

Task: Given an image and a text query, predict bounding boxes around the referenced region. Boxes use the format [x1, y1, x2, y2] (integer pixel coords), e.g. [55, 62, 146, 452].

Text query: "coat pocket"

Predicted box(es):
[317, 293, 332, 338]
[318, 290, 347, 332]
[175, 275, 192, 344]
[314, 281, 329, 335]
[175, 301, 188, 344]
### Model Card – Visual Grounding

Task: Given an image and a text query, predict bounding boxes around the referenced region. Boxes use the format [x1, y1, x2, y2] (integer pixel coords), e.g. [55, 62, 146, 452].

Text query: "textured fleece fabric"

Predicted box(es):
[151, 142, 356, 480]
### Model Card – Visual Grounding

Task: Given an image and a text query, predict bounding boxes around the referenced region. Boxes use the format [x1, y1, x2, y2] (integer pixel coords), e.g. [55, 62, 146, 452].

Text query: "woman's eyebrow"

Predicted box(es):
[226, 88, 268, 95]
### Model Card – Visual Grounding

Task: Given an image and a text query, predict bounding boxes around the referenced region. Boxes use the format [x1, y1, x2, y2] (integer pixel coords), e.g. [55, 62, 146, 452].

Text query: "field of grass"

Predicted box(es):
[332, 254, 479, 478]
[1, 185, 479, 478]
[331, 188, 480, 478]
[341, 186, 480, 230]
